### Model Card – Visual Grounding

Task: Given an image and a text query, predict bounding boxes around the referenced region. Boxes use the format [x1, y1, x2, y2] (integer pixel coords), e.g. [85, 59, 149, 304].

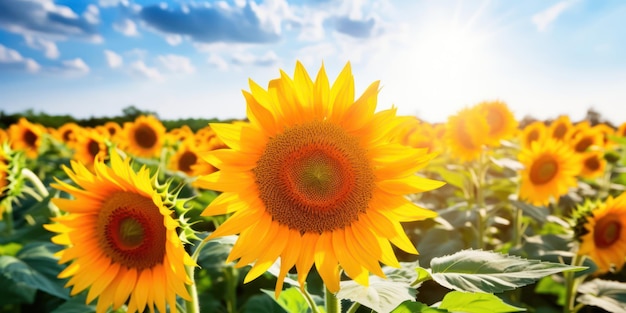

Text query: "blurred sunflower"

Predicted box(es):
[0, 128, 7, 143]
[569, 124, 602, 154]
[165, 125, 194, 146]
[518, 139, 581, 206]
[576, 194, 626, 274]
[97, 121, 123, 141]
[476, 100, 518, 146]
[548, 115, 573, 141]
[617, 122, 626, 138]
[520, 121, 547, 150]
[196, 61, 443, 295]
[73, 129, 108, 168]
[8, 117, 46, 158]
[444, 106, 490, 162]
[122, 115, 166, 158]
[579, 151, 606, 179]
[55, 122, 81, 148]
[168, 141, 202, 177]
[46, 150, 194, 313]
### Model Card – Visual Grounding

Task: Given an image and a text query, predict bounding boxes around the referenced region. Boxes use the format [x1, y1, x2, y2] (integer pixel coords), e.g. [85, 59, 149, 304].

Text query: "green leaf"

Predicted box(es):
[511, 200, 548, 222]
[391, 300, 448, 313]
[260, 288, 313, 313]
[384, 260, 421, 283]
[336, 276, 416, 313]
[438, 291, 526, 313]
[241, 293, 290, 313]
[577, 279, 626, 312]
[535, 275, 566, 306]
[430, 249, 585, 293]
[0, 273, 37, 305]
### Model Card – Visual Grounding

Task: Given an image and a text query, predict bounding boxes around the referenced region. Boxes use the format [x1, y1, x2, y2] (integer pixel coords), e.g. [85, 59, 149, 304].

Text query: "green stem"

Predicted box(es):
[184, 264, 200, 313]
[325, 286, 341, 313]
[512, 204, 524, 247]
[346, 301, 361, 313]
[2, 204, 14, 236]
[21, 168, 49, 198]
[224, 266, 238, 313]
[300, 285, 322, 313]
[563, 254, 586, 313]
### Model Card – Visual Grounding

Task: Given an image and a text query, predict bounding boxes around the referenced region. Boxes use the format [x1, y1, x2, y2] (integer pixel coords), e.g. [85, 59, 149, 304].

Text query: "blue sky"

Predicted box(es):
[1, 0, 625, 125]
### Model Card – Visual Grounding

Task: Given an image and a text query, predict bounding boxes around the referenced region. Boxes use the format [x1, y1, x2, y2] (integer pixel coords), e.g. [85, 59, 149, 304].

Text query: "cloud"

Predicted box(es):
[0, 0, 101, 41]
[532, 0, 576, 32]
[24, 36, 60, 59]
[157, 54, 195, 74]
[57, 58, 90, 75]
[138, 2, 281, 44]
[207, 53, 228, 70]
[113, 18, 139, 37]
[231, 51, 279, 66]
[165, 35, 182, 46]
[130, 60, 163, 81]
[0, 44, 40, 72]
[83, 4, 100, 24]
[104, 50, 123, 68]
[331, 16, 376, 38]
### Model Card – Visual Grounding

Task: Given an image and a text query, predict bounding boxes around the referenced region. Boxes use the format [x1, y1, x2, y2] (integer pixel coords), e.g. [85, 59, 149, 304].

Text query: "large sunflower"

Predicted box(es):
[122, 115, 166, 158]
[196, 62, 443, 295]
[46, 150, 194, 313]
[7, 117, 45, 158]
[518, 139, 581, 206]
[577, 194, 626, 274]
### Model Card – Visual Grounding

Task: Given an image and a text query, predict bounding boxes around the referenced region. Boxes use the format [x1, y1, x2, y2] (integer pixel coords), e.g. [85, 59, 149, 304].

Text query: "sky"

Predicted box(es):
[1, 0, 626, 125]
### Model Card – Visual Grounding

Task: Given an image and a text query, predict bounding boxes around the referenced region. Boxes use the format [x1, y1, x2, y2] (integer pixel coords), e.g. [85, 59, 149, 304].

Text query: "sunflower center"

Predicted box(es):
[178, 151, 198, 173]
[254, 121, 375, 233]
[456, 120, 477, 150]
[526, 130, 539, 147]
[553, 124, 567, 140]
[594, 216, 622, 248]
[134, 124, 158, 149]
[529, 155, 558, 185]
[584, 155, 600, 171]
[88, 139, 100, 159]
[575, 137, 593, 153]
[486, 110, 503, 134]
[97, 191, 166, 269]
[23, 129, 37, 147]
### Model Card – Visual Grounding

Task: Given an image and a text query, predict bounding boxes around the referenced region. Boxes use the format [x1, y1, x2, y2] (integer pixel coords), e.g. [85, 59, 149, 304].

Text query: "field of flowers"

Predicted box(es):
[2, 62, 626, 313]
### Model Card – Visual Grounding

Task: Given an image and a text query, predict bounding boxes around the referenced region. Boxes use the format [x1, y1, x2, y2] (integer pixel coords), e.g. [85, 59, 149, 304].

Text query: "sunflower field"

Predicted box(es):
[2, 62, 626, 313]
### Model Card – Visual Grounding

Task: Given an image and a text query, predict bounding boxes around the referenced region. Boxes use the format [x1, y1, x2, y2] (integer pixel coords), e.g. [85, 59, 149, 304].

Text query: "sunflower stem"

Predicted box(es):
[563, 254, 586, 313]
[512, 203, 524, 247]
[325, 286, 341, 313]
[21, 168, 49, 198]
[184, 264, 200, 313]
[224, 265, 238, 313]
[346, 301, 361, 313]
[300, 284, 322, 313]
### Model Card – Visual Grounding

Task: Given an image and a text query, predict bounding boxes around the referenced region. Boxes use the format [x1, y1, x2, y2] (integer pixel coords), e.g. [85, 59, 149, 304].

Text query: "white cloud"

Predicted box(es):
[231, 51, 279, 66]
[83, 4, 100, 24]
[98, 0, 129, 7]
[207, 53, 228, 70]
[157, 54, 195, 74]
[113, 19, 139, 37]
[0, 44, 40, 72]
[532, 0, 576, 32]
[104, 49, 123, 68]
[130, 60, 163, 81]
[60, 58, 90, 75]
[165, 35, 183, 46]
[24, 36, 60, 59]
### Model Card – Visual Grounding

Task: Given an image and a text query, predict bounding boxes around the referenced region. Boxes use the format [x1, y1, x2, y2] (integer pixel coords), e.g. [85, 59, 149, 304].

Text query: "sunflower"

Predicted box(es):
[45, 150, 194, 313]
[196, 62, 443, 295]
[570, 126, 603, 154]
[7, 117, 46, 158]
[168, 141, 202, 177]
[579, 151, 606, 179]
[617, 122, 626, 138]
[0, 128, 7, 143]
[548, 115, 573, 141]
[96, 121, 123, 141]
[577, 194, 626, 274]
[55, 122, 81, 148]
[121, 115, 166, 158]
[518, 139, 581, 206]
[520, 121, 547, 150]
[444, 106, 490, 162]
[475, 100, 518, 146]
[73, 129, 108, 168]
[165, 125, 194, 146]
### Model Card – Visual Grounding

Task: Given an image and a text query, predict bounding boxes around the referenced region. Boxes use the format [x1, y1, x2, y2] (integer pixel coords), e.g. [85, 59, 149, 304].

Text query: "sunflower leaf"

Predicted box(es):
[391, 301, 447, 313]
[260, 288, 319, 313]
[337, 276, 416, 313]
[576, 279, 626, 312]
[430, 249, 586, 293]
[437, 291, 526, 313]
